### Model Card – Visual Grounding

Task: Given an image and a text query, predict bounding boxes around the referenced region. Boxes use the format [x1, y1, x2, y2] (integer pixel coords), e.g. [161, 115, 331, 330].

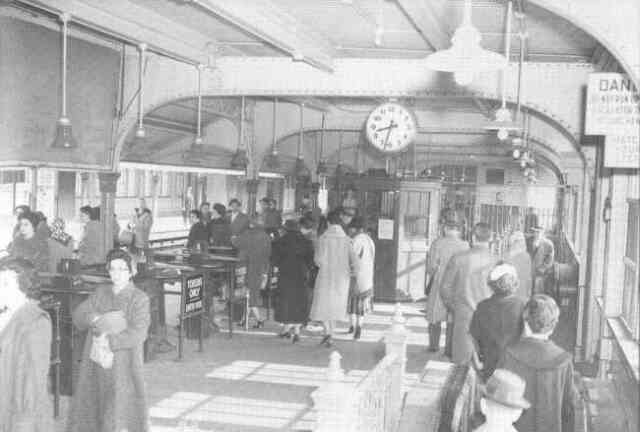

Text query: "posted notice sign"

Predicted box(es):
[182, 274, 204, 317]
[585, 73, 639, 168]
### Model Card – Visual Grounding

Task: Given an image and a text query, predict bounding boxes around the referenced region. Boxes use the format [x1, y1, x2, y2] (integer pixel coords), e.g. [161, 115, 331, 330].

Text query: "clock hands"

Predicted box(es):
[383, 120, 398, 149]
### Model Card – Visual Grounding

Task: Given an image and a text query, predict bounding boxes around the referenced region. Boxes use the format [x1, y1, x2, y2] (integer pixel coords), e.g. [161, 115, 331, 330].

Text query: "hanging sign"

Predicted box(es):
[585, 73, 639, 135]
[378, 218, 394, 240]
[604, 134, 640, 168]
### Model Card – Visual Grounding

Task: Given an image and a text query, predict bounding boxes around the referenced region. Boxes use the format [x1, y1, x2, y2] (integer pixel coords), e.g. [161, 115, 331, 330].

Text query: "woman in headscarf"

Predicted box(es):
[77, 205, 103, 267]
[0, 258, 53, 432]
[506, 231, 533, 299]
[7, 213, 49, 272]
[272, 219, 314, 342]
[67, 249, 150, 432]
[47, 217, 74, 273]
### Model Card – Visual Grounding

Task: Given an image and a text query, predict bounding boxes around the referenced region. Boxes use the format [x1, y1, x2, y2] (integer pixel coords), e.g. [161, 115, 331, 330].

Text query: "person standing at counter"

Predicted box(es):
[7, 213, 49, 272]
[210, 203, 231, 246]
[260, 197, 282, 238]
[12, 205, 31, 240]
[228, 198, 250, 239]
[186, 210, 209, 252]
[232, 215, 272, 328]
[0, 258, 53, 432]
[67, 248, 150, 432]
[77, 205, 102, 267]
[132, 207, 153, 252]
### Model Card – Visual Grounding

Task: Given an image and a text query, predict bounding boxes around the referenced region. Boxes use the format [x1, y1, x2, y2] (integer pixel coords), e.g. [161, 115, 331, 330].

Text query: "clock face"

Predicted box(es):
[365, 103, 417, 153]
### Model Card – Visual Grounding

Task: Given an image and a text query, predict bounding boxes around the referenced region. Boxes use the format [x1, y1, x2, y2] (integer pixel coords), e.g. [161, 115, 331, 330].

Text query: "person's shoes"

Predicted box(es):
[278, 330, 291, 338]
[347, 325, 354, 334]
[253, 320, 265, 329]
[354, 326, 361, 340]
[319, 334, 331, 346]
[292, 334, 300, 344]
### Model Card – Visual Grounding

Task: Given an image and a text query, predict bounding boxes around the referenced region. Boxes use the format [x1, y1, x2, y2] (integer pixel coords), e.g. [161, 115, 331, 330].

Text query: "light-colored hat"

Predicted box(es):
[482, 369, 530, 409]
[489, 263, 518, 282]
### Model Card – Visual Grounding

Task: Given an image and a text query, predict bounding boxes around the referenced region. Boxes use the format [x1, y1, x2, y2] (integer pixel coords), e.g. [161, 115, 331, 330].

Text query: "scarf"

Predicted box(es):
[49, 218, 72, 246]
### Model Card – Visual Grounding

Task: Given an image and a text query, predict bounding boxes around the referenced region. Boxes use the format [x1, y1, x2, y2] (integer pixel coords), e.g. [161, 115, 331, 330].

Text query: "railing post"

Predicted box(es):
[312, 351, 358, 432]
[384, 303, 409, 431]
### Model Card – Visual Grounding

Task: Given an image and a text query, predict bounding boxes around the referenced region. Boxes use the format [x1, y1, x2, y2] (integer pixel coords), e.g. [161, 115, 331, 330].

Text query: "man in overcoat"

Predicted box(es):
[498, 294, 577, 432]
[531, 226, 555, 295]
[424, 216, 469, 353]
[440, 222, 497, 364]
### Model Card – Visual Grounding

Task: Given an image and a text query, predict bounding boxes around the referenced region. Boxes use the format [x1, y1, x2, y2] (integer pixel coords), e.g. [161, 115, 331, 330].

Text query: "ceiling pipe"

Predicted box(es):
[51, 12, 77, 149]
[134, 43, 147, 142]
[264, 97, 281, 169]
[193, 63, 204, 147]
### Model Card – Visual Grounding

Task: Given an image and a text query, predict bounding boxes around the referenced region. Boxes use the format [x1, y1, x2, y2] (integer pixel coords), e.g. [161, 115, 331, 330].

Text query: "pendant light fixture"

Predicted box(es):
[294, 103, 310, 180]
[484, 1, 520, 140]
[264, 98, 281, 170]
[51, 13, 77, 149]
[193, 64, 204, 147]
[133, 43, 147, 144]
[335, 131, 346, 177]
[230, 96, 249, 169]
[316, 114, 328, 175]
[425, 0, 507, 86]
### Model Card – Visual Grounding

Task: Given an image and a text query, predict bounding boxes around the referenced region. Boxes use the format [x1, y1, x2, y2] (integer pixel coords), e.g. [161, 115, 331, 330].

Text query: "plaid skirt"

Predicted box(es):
[347, 279, 373, 316]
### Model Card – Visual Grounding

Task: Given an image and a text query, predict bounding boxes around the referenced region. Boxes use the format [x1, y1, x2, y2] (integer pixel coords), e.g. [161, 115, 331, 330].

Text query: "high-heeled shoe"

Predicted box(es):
[354, 326, 361, 340]
[253, 320, 265, 329]
[292, 334, 300, 344]
[319, 334, 331, 346]
[278, 330, 291, 338]
[347, 325, 354, 334]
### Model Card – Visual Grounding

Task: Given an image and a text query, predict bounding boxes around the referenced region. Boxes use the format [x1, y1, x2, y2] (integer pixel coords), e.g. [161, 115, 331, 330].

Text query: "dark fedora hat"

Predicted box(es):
[482, 369, 530, 410]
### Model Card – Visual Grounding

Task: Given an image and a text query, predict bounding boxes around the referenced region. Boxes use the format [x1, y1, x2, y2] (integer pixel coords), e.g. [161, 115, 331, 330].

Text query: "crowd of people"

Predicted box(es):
[425, 211, 575, 432]
[0, 193, 575, 432]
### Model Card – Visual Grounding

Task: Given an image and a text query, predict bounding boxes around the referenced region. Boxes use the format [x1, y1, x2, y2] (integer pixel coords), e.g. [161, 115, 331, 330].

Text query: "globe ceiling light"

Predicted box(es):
[425, 0, 507, 86]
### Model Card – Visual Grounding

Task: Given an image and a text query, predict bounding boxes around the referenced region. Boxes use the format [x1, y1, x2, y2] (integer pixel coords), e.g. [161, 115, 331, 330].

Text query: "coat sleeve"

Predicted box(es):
[314, 238, 325, 268]
[14, 316, 52, 430]
[108, 292, 150, 351]
[439, 255, 459, 308]
[426, 242, 438, 276]
[72, 290, 101, 331]
[561, 360, 577, 432]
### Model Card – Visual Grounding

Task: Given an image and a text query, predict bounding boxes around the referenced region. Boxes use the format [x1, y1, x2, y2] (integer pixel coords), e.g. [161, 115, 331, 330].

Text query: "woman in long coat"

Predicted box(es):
[0, 258, 52, 432]
[309, 210, 357, 347]
[272, 220, 314, 342]
[232, 216, 272, 327]
[507, 231, 533, 299]
[67, 249, 150, 432]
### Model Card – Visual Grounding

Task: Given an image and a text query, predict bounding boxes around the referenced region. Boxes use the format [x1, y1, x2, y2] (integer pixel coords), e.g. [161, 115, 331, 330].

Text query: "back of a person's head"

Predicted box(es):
[327, 209, 342, 225]
[349, 216, 365, 231]
[487, 261, 519, 295]
[0, 257, 39, 299]
[524, 294, 559, 334]
[299, 215, 315, 230]
[473, 222, 492, 242]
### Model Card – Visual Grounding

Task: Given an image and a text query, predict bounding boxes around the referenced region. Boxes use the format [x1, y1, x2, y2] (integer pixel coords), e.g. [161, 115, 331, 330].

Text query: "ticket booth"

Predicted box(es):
[332, 175, 441, 301]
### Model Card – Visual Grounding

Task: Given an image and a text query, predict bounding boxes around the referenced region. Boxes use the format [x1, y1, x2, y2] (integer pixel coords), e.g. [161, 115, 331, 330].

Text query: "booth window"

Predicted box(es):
[622, 199, 639, 339]
[403, 191, 431, 239]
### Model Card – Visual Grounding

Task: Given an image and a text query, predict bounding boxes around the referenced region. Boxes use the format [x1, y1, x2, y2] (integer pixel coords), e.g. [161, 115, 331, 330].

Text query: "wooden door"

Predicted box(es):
[395, 182, 440, 300]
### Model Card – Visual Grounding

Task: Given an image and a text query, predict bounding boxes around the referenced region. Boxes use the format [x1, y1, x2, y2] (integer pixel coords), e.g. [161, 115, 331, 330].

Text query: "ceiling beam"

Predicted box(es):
[14, 0, 213, 65]
[394, 0, 450, 51]
[188, 0, 334, 72]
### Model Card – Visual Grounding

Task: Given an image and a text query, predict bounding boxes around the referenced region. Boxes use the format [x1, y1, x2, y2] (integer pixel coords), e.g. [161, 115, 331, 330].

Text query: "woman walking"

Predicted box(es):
[309, 210, 357, 347]
[272, 220, 314, 343]
[347, 217, 375, 340]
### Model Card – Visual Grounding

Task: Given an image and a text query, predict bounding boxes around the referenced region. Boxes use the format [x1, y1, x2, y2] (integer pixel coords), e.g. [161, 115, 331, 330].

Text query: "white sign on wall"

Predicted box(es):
[378, 218, 394, 240]
[585, 73, 640, 168]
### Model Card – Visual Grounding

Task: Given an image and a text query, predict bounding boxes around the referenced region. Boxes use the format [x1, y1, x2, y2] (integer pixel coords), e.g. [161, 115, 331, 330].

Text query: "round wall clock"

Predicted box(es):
[365, 102, 417, 153]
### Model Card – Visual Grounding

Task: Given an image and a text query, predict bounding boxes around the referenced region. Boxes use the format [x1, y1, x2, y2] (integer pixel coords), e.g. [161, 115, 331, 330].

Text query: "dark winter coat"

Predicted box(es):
[272, 230, 314, 323]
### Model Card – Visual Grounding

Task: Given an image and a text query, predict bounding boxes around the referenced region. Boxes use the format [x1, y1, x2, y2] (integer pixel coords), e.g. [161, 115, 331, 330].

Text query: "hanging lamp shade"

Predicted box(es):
[425, 0, 507, 86]
[52, 13, 77, 149]
[133, 43, 147, 145]
[294, 157, 311, 180]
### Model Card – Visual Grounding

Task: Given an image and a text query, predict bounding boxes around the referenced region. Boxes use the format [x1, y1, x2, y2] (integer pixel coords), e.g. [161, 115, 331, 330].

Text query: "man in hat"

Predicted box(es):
[440, 222, 497, 364]
[260, 197, 282, 238]
[531, 226, 555, 295]
[424, 214, 469, 353]
[498, 294, 577, 432]
[473, 369, 529, 432]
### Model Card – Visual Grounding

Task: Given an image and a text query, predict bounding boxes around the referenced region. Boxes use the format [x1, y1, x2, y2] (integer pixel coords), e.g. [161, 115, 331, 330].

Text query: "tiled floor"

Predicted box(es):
[55, 302, 439, 431]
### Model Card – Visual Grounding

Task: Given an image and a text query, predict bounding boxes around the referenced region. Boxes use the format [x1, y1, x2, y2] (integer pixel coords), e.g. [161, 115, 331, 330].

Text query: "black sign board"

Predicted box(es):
[181, 274, 204, 318]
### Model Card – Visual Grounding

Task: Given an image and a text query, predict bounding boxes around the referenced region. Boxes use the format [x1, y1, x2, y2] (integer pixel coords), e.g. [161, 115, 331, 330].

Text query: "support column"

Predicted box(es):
[246, 178, 260, 218]
[80, 172, 90, 205]
[29, 167, 38, 210]
[151, 172, 160, 221]
[99, 172, 121, 259]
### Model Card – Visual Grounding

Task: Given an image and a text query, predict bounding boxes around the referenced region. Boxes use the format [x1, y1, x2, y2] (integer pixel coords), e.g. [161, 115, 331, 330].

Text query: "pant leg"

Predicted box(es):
[428, 322, 442, 351]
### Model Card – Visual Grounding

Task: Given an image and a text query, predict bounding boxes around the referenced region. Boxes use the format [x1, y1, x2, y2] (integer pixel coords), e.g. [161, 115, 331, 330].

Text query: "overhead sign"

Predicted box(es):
[585, 73, 639, 135]
[585, 73, 640, 168]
